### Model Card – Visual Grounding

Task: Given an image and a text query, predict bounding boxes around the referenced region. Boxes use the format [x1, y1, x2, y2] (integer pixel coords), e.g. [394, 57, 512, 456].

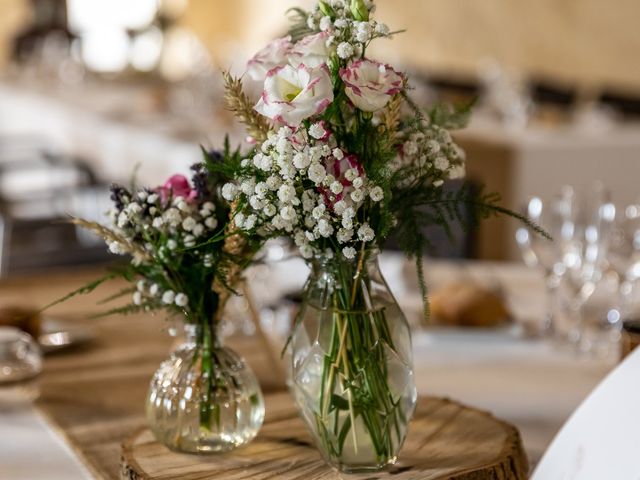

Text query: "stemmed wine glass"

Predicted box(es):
[515, 187, 576, 336]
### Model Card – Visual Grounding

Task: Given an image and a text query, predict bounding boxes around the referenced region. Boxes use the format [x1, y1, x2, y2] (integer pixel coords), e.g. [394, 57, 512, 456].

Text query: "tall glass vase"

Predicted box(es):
[146, 319, 264, 453]
[290, 250, 417, 473]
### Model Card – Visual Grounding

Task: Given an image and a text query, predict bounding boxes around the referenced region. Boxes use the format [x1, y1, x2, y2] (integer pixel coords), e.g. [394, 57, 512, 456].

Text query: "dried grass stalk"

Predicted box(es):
[222, 71, 269, 143]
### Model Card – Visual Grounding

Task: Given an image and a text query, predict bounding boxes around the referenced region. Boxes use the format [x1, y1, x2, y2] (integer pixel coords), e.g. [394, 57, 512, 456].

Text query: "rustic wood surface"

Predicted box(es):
[0, 268, 287, 480]
[121, 394, 528, 480]
[1, 269, 528, 479]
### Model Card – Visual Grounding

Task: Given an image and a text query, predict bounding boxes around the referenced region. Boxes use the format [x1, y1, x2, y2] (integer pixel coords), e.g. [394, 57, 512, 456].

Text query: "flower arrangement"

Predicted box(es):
[53, 143, 266, 448]
[215, 0, 543, 471]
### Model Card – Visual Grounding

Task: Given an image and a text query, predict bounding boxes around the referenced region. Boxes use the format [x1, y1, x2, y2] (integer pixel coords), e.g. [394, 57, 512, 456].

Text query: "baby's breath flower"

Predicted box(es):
[337, 42, 355, 59]
[149, 284, 160, 296]
[309, 122, 327, 139]
[132, 291, 143, 305]
[174, 293, 188, 307]
[319, 15, 332, 31]
[352, 177, 364, 189]
[332, 148, 344, 160]
[342, 246, 357, 259]
[167, 239, 177, 250]
[330, 181, 344, 194]
[374, 22, 390, 35]
[162, 290, 175, 305]
[357, 223, 375, 242]
[222, 183, 238, 201]
[205, 216, 218, 230]
[337, 228, 353, 243]
[281, 206, 297, 222]
[244, 214, 257, 230]
[192, 223, 204, 236]
[435, 156, 450, 171]
[350, 189, 364, 203]
[344, 168, 358, 182]
[369, 186, 384, 202]
[334, 200, 347, 215]
[308, 163, 327, 184]
[147, 193, 158, 204]
[263, 204, 277, 217]
[312, 204, 326, 219]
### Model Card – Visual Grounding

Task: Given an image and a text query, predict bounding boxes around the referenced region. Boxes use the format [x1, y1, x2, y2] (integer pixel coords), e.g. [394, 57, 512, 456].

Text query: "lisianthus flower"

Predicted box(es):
[245, 36, 293, 82]
[289, 32, 332, 68]
[157, 174, 197, 205]
[254, 64, 333, 127]
[340, 59, 404, 112]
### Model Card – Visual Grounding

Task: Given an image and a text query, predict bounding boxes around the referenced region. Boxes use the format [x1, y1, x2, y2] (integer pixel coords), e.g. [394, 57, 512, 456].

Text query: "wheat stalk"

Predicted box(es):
[70, 218, 151, 263]
[381, 93, 402, 139]
[222, 71, 269, 143]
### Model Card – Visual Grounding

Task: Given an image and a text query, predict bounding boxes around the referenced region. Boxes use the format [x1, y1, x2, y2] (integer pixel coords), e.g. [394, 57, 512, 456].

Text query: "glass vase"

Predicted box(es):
[290, 250, 417, 473]
[146, 321, 264, 453]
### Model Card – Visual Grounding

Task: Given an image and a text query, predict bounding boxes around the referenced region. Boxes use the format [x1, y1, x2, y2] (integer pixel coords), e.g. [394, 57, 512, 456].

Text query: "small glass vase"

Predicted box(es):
[290, 250, 417, 473]
[146, 321, 264, 453]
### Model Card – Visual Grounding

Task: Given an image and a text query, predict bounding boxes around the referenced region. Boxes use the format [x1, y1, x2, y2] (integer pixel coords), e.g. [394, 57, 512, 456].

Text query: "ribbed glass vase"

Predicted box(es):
[146, 321, 264, 453]
[290, 250, 417, 473]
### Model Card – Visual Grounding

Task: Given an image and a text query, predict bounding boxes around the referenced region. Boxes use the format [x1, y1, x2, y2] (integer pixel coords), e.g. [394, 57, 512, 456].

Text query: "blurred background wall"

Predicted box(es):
[1, 0, 639, 92]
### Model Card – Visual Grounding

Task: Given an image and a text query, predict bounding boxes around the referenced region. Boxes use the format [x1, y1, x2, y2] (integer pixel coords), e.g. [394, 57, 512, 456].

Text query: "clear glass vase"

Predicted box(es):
[146, 321, 265, 453]
[290, 250, 417, 473]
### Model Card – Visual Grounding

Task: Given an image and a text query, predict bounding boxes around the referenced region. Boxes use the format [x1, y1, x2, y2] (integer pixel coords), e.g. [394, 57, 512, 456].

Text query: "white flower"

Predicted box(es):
[337, 42, 355, 59]
[152, 217, 164, 229]
[344, 168, 358, 182]
[147, 193, 158, 204]
[332, 148, 344, 160]
[334, 200, 347, 215]
[192, 223, 204, 237]
[132, 291, 143, 305]
[250, 195, 265, 210]
[281, 205, 297, 221]
[263, 204, 277, 217]
[337, 228, 353, 243]
[340, 59, 404, 112]
[343, 206, 355, 218]
[136, 279, 146, 292]
[404, 140, 418, 156]
[300, 244, 314, 259]
[293, 151, 311, 169]
[289, 32, 332, 68]
[254, 64, 334, 127]
[162, 290, 175, 305]
[334, 18, 349, 29]
[354, 21, 372, 42]
[317, 219, 333, 237]
[266, 175, 282, 190]
[435, 156, 450, 171]
[205, 216, 218, 230]
[329, 181, 344, 195]
[342, 246, 357, 259]
[308, 162, 327, 184]
[374, 22, 390, 35]
[278, 184, 297, 203]
[319, 15, 332, 31]
[253, 153, 272, 171]
[302, 191, 316, 211]
[369, 186, 384, 202]
[350, 189, 365, 203]
[234, 213, 245, 228]
[342, 216, 353, 229]
[426, 139, 440, 154]
[308, 122, 327, 139]
[163, 208, 182, 227]
[433, 179, 444, 187]
[352, 177, 364, 189]
[166, 239, 177, 250]
[240, 179, 256, 195]
[176, 200, 190, 212]
[183, 235, 196, 247]
[149, 284, 160, 296]
[182, 217, 196, 231]
[357, 223, 375, 242]
[137, 190, 148, 201]
[312, 204, 326, 219]
[245, 36, 292, 82]
[244, 214, 257, 230]
[174, 293, 189, 307]
[201, 201, 215, 212]
[254, 182, 268, 198]
[222, 183, 238, 201]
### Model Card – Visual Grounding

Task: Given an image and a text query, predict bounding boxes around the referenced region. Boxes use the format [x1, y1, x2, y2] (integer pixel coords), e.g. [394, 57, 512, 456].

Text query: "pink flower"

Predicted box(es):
[289, 32, 332, 68]
[254, 64, 334, 127]
[245, 36, 293, 82]
[158, 174, 197, 204]
[340, 59, 404, 112]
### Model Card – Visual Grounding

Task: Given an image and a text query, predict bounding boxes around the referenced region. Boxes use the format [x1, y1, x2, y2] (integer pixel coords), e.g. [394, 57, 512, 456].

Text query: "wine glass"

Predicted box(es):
[556, 184, 617, 352]
[515, 187, 576, 335]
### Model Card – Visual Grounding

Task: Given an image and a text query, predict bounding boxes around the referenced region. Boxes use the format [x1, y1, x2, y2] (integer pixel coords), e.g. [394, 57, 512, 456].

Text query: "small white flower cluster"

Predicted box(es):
[396, 125, 466, 187]
[223, 124, 384, 260]
[108, 189, 219, 262]
[307, 0, 391, 60]
[132, 280, 189, 309]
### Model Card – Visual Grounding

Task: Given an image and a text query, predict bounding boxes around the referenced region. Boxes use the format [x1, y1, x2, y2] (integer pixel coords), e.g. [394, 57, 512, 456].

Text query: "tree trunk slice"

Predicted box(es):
[121, 393, 528, 480]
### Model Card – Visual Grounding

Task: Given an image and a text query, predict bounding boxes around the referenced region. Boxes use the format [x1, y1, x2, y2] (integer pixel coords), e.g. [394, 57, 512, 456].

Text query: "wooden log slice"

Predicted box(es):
[121, 393, 528, 480]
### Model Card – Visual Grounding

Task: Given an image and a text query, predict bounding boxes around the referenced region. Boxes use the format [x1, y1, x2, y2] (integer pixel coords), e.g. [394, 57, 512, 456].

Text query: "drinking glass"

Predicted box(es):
[515, 187, 576, 335]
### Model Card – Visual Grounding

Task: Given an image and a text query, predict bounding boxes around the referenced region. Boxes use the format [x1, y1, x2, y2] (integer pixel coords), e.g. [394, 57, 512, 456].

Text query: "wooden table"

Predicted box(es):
[121, 394, 528, 479]
[1, 266, 530, 479]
